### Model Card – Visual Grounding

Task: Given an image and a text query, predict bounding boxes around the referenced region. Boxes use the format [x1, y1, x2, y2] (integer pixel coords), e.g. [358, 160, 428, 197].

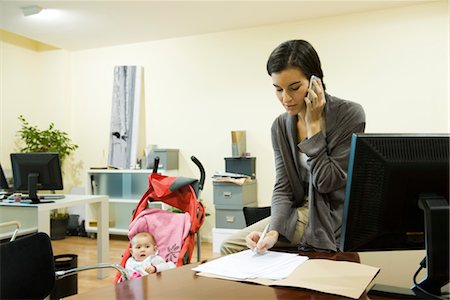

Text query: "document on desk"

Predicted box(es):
[194, 254, 380, 299]
[192, 249, 308, 280]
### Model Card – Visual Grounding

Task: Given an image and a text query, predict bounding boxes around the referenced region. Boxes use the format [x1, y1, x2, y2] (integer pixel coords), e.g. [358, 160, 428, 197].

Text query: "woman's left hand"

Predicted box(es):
[304, 78, 326, 137]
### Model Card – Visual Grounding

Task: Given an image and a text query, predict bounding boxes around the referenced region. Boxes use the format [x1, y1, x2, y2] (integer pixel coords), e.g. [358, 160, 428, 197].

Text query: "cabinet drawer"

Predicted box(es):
[215, 202, 256, 229]
[216, 207, 248, 229]
[213, 181, 257, 208]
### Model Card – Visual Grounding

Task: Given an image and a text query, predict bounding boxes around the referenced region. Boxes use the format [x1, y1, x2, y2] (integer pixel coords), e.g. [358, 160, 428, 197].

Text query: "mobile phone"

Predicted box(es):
[307, 75, 319, 101]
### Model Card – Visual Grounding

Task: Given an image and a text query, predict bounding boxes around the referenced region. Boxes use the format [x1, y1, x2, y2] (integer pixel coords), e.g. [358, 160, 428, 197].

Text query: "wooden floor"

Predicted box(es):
[51, 235, 218, 296]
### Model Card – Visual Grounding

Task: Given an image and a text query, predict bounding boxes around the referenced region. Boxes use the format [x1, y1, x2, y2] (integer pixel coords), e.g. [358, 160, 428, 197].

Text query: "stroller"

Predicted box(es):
[114, 156, 206, 282]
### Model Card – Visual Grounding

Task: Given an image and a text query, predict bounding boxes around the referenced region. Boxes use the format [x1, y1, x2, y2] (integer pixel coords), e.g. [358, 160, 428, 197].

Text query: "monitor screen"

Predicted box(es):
[0, 164, 10, 191]
[339, 133, 449, 298]
[10, 152, 63, 203]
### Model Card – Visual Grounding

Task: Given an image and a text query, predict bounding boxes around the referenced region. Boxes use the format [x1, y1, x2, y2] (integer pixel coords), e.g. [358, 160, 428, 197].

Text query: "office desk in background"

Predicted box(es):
[0, 194, 109, 279]
[69, 252, 389, 300]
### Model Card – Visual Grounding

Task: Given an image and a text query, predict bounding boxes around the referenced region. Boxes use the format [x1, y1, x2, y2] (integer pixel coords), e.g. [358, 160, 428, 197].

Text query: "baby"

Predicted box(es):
[125, 232, 175, 277]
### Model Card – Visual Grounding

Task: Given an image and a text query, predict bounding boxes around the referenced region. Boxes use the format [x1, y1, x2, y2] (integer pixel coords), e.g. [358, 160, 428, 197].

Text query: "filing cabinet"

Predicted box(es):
[214, 180, 257, 229]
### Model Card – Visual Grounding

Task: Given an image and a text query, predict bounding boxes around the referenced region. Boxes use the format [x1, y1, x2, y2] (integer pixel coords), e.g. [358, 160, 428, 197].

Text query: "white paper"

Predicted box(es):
[192, 250, 308, 280]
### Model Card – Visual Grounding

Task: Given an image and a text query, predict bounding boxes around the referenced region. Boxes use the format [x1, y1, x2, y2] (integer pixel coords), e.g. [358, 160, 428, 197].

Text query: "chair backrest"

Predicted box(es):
[243, 206, 271, 227]
[0, 232, 56, 299]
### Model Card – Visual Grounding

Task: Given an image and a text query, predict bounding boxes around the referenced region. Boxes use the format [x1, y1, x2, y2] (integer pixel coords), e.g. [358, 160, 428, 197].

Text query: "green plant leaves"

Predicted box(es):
[17, 115, 78, 162]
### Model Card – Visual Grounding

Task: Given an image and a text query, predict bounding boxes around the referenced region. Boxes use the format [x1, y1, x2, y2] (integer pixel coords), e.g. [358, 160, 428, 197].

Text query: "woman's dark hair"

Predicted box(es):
[267, 40, 326, 90]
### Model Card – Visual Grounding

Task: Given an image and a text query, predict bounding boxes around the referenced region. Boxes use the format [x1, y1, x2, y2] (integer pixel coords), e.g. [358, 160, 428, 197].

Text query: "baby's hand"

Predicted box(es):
[145, 265, 156, 274]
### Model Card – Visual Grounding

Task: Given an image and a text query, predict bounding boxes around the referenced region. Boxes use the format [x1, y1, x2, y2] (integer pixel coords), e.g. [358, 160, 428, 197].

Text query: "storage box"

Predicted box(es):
[225, 157, 256, 178]
[149, 149, 179, 170]
[213, 181, 257, 209]
[215, 202, 256, 229]
[231, 130, 246, 157]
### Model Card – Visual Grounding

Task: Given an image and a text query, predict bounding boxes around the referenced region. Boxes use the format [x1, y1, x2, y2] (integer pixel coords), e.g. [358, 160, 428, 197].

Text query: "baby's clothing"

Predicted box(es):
[125, 254, 175, 277]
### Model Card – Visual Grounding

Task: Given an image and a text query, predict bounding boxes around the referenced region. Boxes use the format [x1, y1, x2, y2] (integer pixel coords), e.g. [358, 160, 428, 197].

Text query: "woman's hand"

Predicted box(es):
[304, 78, 326, 137]
[245, 230, 279, 254]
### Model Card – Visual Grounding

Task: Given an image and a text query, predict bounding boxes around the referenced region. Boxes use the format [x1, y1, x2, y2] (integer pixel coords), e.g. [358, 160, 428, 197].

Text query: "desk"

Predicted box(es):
[69, 252, 387, 300]
[0, 195, 109, 279]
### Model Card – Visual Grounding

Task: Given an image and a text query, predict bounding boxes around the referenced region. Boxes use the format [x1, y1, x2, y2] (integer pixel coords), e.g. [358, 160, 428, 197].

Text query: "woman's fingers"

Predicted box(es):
[245, 231, 260, 250]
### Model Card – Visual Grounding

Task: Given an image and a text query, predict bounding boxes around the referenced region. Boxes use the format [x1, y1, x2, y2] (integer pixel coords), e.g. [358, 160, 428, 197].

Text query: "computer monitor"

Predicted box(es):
[0, 164, 11, 191]
[10, 152, 64, 204]
[340, 133, 449, 299]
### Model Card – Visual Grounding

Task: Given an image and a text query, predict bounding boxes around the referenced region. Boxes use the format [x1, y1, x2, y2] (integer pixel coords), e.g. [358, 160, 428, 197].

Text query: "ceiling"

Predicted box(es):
[0, 1, 435, 51]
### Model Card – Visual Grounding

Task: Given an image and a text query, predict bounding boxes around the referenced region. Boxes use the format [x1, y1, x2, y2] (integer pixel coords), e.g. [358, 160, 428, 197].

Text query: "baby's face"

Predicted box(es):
[130, 235, 157, 262]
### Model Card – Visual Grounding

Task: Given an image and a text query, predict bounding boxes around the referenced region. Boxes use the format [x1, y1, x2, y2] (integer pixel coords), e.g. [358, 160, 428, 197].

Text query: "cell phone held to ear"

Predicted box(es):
[307, 75, 319, 101]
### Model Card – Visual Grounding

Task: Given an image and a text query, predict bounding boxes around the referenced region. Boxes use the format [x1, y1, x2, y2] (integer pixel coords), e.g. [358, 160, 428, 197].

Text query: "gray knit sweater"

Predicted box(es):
[270, 93, 366, 251]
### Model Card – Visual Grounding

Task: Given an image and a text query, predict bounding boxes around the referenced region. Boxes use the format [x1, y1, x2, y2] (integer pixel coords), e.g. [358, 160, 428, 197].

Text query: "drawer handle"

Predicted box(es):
[225, 216, 235, 223]
[223, 192, 232, 198]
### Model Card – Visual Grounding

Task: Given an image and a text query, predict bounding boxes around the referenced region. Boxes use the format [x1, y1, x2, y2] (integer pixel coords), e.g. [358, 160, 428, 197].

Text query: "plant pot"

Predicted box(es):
[50, 216, 69, 240]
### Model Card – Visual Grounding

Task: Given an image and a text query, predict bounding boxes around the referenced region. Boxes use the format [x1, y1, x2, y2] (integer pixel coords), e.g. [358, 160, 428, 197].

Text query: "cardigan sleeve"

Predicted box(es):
[299, 101, 365, 194]
[269, 116, 303, 242]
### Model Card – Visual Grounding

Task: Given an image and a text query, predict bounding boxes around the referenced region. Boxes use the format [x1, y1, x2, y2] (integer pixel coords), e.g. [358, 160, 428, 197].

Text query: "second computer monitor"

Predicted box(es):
[10, 152, 63, 203]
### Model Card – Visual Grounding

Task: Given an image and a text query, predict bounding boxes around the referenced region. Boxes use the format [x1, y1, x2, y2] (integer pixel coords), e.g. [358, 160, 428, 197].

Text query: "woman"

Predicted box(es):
[221, 40, 365, 254]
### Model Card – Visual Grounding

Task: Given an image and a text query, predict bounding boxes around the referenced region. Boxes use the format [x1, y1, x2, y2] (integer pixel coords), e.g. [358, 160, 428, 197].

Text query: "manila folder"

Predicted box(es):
[247, 259, 380, 299]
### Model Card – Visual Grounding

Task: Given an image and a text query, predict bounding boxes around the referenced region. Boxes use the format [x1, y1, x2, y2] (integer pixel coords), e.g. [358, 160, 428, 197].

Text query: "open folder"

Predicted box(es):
[192, 250, 380, 299]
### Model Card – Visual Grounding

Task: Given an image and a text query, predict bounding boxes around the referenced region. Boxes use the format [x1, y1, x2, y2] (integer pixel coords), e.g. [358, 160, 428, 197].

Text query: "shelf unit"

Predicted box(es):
[85, 169, 178, 235]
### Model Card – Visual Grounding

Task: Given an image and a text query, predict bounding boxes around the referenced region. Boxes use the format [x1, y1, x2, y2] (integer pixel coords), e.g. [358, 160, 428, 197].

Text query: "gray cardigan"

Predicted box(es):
[270, 93, 366, 251]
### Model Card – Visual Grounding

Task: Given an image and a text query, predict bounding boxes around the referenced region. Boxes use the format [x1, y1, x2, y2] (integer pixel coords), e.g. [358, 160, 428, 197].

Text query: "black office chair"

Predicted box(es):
[0, 221, 128, 299]
[243, 206, 271, 227]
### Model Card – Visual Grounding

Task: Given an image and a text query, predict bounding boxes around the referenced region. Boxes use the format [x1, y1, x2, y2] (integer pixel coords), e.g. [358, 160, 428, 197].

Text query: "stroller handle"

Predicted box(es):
[152, 156, 160, 174]
[190, 156, 205, 191]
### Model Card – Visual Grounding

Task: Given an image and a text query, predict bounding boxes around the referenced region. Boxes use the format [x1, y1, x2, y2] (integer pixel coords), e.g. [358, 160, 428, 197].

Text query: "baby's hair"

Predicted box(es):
[130, 232, 156, 247]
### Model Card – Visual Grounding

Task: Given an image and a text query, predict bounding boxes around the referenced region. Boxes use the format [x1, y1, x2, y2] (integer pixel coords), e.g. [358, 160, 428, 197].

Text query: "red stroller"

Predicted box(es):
[114, 156, 206, 283]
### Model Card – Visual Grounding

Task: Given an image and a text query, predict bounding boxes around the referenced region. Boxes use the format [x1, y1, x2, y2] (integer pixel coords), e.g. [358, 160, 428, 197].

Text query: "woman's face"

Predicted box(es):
[271, 67, 309, 116]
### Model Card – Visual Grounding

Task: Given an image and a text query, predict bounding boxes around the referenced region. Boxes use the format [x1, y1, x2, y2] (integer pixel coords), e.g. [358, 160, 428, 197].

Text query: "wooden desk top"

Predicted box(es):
[69, 252, 385, 300]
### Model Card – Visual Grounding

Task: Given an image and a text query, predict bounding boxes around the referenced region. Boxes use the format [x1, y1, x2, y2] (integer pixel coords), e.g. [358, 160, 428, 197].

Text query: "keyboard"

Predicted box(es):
[4, 194, 65, 202]
[38, 194, 66, 200]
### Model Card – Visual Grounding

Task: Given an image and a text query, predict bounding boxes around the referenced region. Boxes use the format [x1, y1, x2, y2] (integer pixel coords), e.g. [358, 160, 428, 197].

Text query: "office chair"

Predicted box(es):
[243, 206, 271, 226]
[0, 221, 128, 299]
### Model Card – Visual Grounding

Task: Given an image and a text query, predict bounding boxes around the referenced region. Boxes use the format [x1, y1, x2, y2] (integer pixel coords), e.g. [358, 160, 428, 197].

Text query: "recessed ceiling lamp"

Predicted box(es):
[21, 5, 44, 17]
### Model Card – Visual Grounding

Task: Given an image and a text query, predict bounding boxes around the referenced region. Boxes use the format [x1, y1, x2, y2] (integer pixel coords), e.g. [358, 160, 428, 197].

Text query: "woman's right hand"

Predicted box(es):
[245, 230, 279, 254]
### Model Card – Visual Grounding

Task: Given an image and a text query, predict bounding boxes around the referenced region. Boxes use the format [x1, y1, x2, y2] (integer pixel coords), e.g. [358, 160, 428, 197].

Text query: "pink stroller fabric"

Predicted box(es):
[128, 208, 191, 263]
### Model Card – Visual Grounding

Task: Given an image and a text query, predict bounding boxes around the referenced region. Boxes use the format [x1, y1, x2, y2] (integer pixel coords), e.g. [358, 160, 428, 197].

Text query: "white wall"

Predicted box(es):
[68, 1, 448, 240]
[1, 0, 448, 290]
[0, 43, 71, 166]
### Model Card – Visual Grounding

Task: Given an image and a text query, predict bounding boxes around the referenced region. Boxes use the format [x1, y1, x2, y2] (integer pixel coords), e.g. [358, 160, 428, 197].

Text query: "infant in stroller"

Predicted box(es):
[126, 231, 175, 278]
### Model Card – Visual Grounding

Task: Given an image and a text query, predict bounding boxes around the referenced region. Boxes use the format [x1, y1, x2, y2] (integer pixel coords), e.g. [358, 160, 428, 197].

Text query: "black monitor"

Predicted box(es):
[340, 133, 449, 299]
[10, 152, 64, 204]
[0, 164, 11, 191]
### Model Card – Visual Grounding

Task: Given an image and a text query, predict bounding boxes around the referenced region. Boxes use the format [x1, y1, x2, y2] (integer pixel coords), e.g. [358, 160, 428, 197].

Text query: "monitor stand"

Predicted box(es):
[26, 173, 55, 204]
[19, 196, 55, 204]
[369, 284, 427, 299]
[369, 195, 449, 300]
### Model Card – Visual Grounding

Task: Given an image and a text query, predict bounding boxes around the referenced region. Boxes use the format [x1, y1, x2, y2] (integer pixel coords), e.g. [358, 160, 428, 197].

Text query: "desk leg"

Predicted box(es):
[37, 210, 51, 235]
[96, 199, 109, 279]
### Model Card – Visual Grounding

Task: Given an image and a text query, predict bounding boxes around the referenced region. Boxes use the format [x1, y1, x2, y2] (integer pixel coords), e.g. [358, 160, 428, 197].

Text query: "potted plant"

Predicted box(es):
[17, 115, 79, 239]
[17, 115, 78, 162]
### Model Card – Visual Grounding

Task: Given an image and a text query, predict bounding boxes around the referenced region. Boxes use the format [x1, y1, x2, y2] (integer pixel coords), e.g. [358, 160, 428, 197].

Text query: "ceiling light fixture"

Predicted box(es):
[21, 5, 44, 17]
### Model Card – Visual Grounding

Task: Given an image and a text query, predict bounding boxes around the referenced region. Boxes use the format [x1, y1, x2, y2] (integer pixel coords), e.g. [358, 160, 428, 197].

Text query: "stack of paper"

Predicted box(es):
[192, 250, 380, 299]
[211, 172, 253, 185]
[192, 250, 308, 280]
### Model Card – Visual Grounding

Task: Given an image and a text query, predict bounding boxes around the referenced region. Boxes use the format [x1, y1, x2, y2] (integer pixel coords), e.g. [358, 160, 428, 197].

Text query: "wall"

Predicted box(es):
[0, 40, 76, 185]
[0, 41, 70, 164]
[68, 1, 448, 241]
[1, 0, 448, 290]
